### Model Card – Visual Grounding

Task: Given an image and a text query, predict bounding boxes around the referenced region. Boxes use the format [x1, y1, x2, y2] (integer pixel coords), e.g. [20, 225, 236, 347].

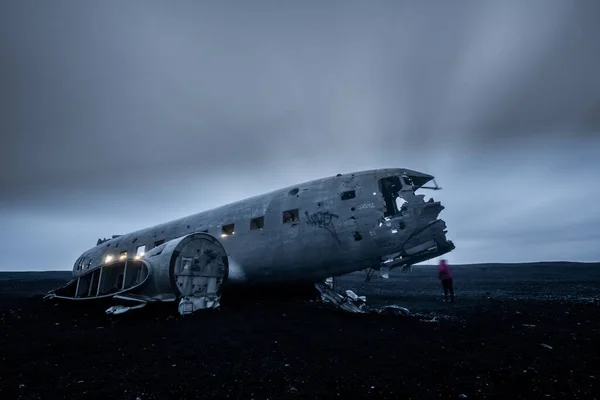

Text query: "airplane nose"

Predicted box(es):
[376, 215, 454, 276]
[403, 217, 454, 258]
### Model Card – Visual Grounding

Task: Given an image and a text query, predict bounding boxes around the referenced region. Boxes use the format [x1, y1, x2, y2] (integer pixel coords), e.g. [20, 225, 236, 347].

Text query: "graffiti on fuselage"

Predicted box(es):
[304, 211, 340, 244]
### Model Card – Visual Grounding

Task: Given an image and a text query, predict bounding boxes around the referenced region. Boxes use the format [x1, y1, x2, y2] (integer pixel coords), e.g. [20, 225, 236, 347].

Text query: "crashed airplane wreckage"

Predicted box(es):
[44, 168, 455, 315]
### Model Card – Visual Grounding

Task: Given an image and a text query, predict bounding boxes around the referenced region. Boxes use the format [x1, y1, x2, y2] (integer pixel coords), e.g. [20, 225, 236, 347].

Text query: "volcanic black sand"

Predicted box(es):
[1, 263, 600, 399]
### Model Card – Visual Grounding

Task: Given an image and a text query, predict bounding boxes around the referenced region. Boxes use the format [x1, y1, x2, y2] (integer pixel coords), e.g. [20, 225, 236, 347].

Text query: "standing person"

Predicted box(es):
[438, 259, 454, 303]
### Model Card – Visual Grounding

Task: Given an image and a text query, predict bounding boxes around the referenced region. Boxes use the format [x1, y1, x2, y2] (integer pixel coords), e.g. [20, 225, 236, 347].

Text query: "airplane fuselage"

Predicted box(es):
[72, 168, 454, 285]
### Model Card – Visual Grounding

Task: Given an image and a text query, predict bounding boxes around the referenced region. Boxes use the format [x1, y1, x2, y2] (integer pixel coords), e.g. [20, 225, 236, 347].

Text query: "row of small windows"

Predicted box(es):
[219, 209, 297, 237]
[80, 190, 359, 268]
[216, 190, 355, 237]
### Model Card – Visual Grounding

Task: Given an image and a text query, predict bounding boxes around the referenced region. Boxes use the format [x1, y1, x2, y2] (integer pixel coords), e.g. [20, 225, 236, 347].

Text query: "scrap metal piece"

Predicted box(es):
[378, 305, 410, 316]
[379, 266, 390, 279]
[345, 290, 366, 302]
[178, 295, 221, 315]
[314, 282, 367, 313]
[105, 303, 146, 315]
[324, 276, 336, 289]
[316, 281, 416, 317]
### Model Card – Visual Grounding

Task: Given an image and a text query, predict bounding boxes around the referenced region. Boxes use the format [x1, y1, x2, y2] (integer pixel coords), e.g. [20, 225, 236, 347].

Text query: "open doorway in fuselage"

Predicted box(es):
[378, 176, 410, 218]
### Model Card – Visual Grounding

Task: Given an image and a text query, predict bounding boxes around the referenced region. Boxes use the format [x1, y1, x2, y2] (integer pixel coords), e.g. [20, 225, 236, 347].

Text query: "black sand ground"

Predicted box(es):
[1, 263, 600, 399]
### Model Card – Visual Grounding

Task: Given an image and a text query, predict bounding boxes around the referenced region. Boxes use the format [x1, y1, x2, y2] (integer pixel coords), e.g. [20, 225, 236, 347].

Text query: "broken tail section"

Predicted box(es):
[44, 233, 229, 315]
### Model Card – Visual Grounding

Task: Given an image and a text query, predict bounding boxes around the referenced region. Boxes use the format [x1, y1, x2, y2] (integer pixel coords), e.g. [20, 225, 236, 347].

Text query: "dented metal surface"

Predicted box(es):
[45, 168, 455, 315]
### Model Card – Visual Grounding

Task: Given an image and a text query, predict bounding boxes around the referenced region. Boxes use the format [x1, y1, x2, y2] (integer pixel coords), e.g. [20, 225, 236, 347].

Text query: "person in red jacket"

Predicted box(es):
[438, 259, 454, 303]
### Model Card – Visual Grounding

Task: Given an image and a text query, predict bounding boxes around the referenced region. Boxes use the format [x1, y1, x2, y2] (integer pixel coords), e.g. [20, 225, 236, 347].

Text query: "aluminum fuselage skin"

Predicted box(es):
[72, 168, 452, 284]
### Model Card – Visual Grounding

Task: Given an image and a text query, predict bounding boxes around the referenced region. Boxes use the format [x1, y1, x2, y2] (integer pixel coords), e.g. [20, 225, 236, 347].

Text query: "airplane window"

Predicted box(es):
[341, 190, 356, 200]
[135, 245, 146, 259]
[119, 251, 127, 260]
[250, 216, 264, 230]
[379, 176, 402, 217]
[282, 209, 299, 223]
[154, 239, 165, 247]
[221, 224, 235, 237]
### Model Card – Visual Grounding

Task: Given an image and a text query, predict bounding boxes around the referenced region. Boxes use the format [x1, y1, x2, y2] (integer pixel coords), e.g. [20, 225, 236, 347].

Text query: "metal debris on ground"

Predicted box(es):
[314, 282, 367, 313]
[315, 280, 458, 323]
[315, 281, 452, 322]
[345, 290, 366, 302]
[105, 304, 146, 315]
[178, 295, 220, 315]
[377, 305, 410, 316]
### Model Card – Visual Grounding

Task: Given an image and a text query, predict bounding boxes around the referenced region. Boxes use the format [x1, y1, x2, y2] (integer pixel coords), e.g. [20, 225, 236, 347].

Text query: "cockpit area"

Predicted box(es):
[378, 170, 440, 217]
[379, 175, 408, 217]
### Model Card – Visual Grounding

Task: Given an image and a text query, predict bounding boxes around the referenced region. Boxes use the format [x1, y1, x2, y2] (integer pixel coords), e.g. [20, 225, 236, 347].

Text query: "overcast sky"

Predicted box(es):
[1, 0, 599, 271]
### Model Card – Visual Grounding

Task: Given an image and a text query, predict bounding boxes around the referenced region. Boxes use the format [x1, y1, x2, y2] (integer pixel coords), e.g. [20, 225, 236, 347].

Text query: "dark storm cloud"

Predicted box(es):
[0, 0, 599, 270]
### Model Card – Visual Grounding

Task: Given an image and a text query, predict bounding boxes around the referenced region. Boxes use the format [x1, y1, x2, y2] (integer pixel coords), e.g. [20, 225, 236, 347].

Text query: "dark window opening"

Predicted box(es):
[354, 231, 363, 241]
[378, 176, 403, 217]
[250, 216, 264, 230]
[154, 239, 165, 247]
[97, 265, 126, 295]
[289, 188, 299, 196]
[402, 175, 414, 187]
[89, 269, 100, 297]
[283, 209, 299, 223]
[341, 190, 356, 200]
[221, 224, 235, 236]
